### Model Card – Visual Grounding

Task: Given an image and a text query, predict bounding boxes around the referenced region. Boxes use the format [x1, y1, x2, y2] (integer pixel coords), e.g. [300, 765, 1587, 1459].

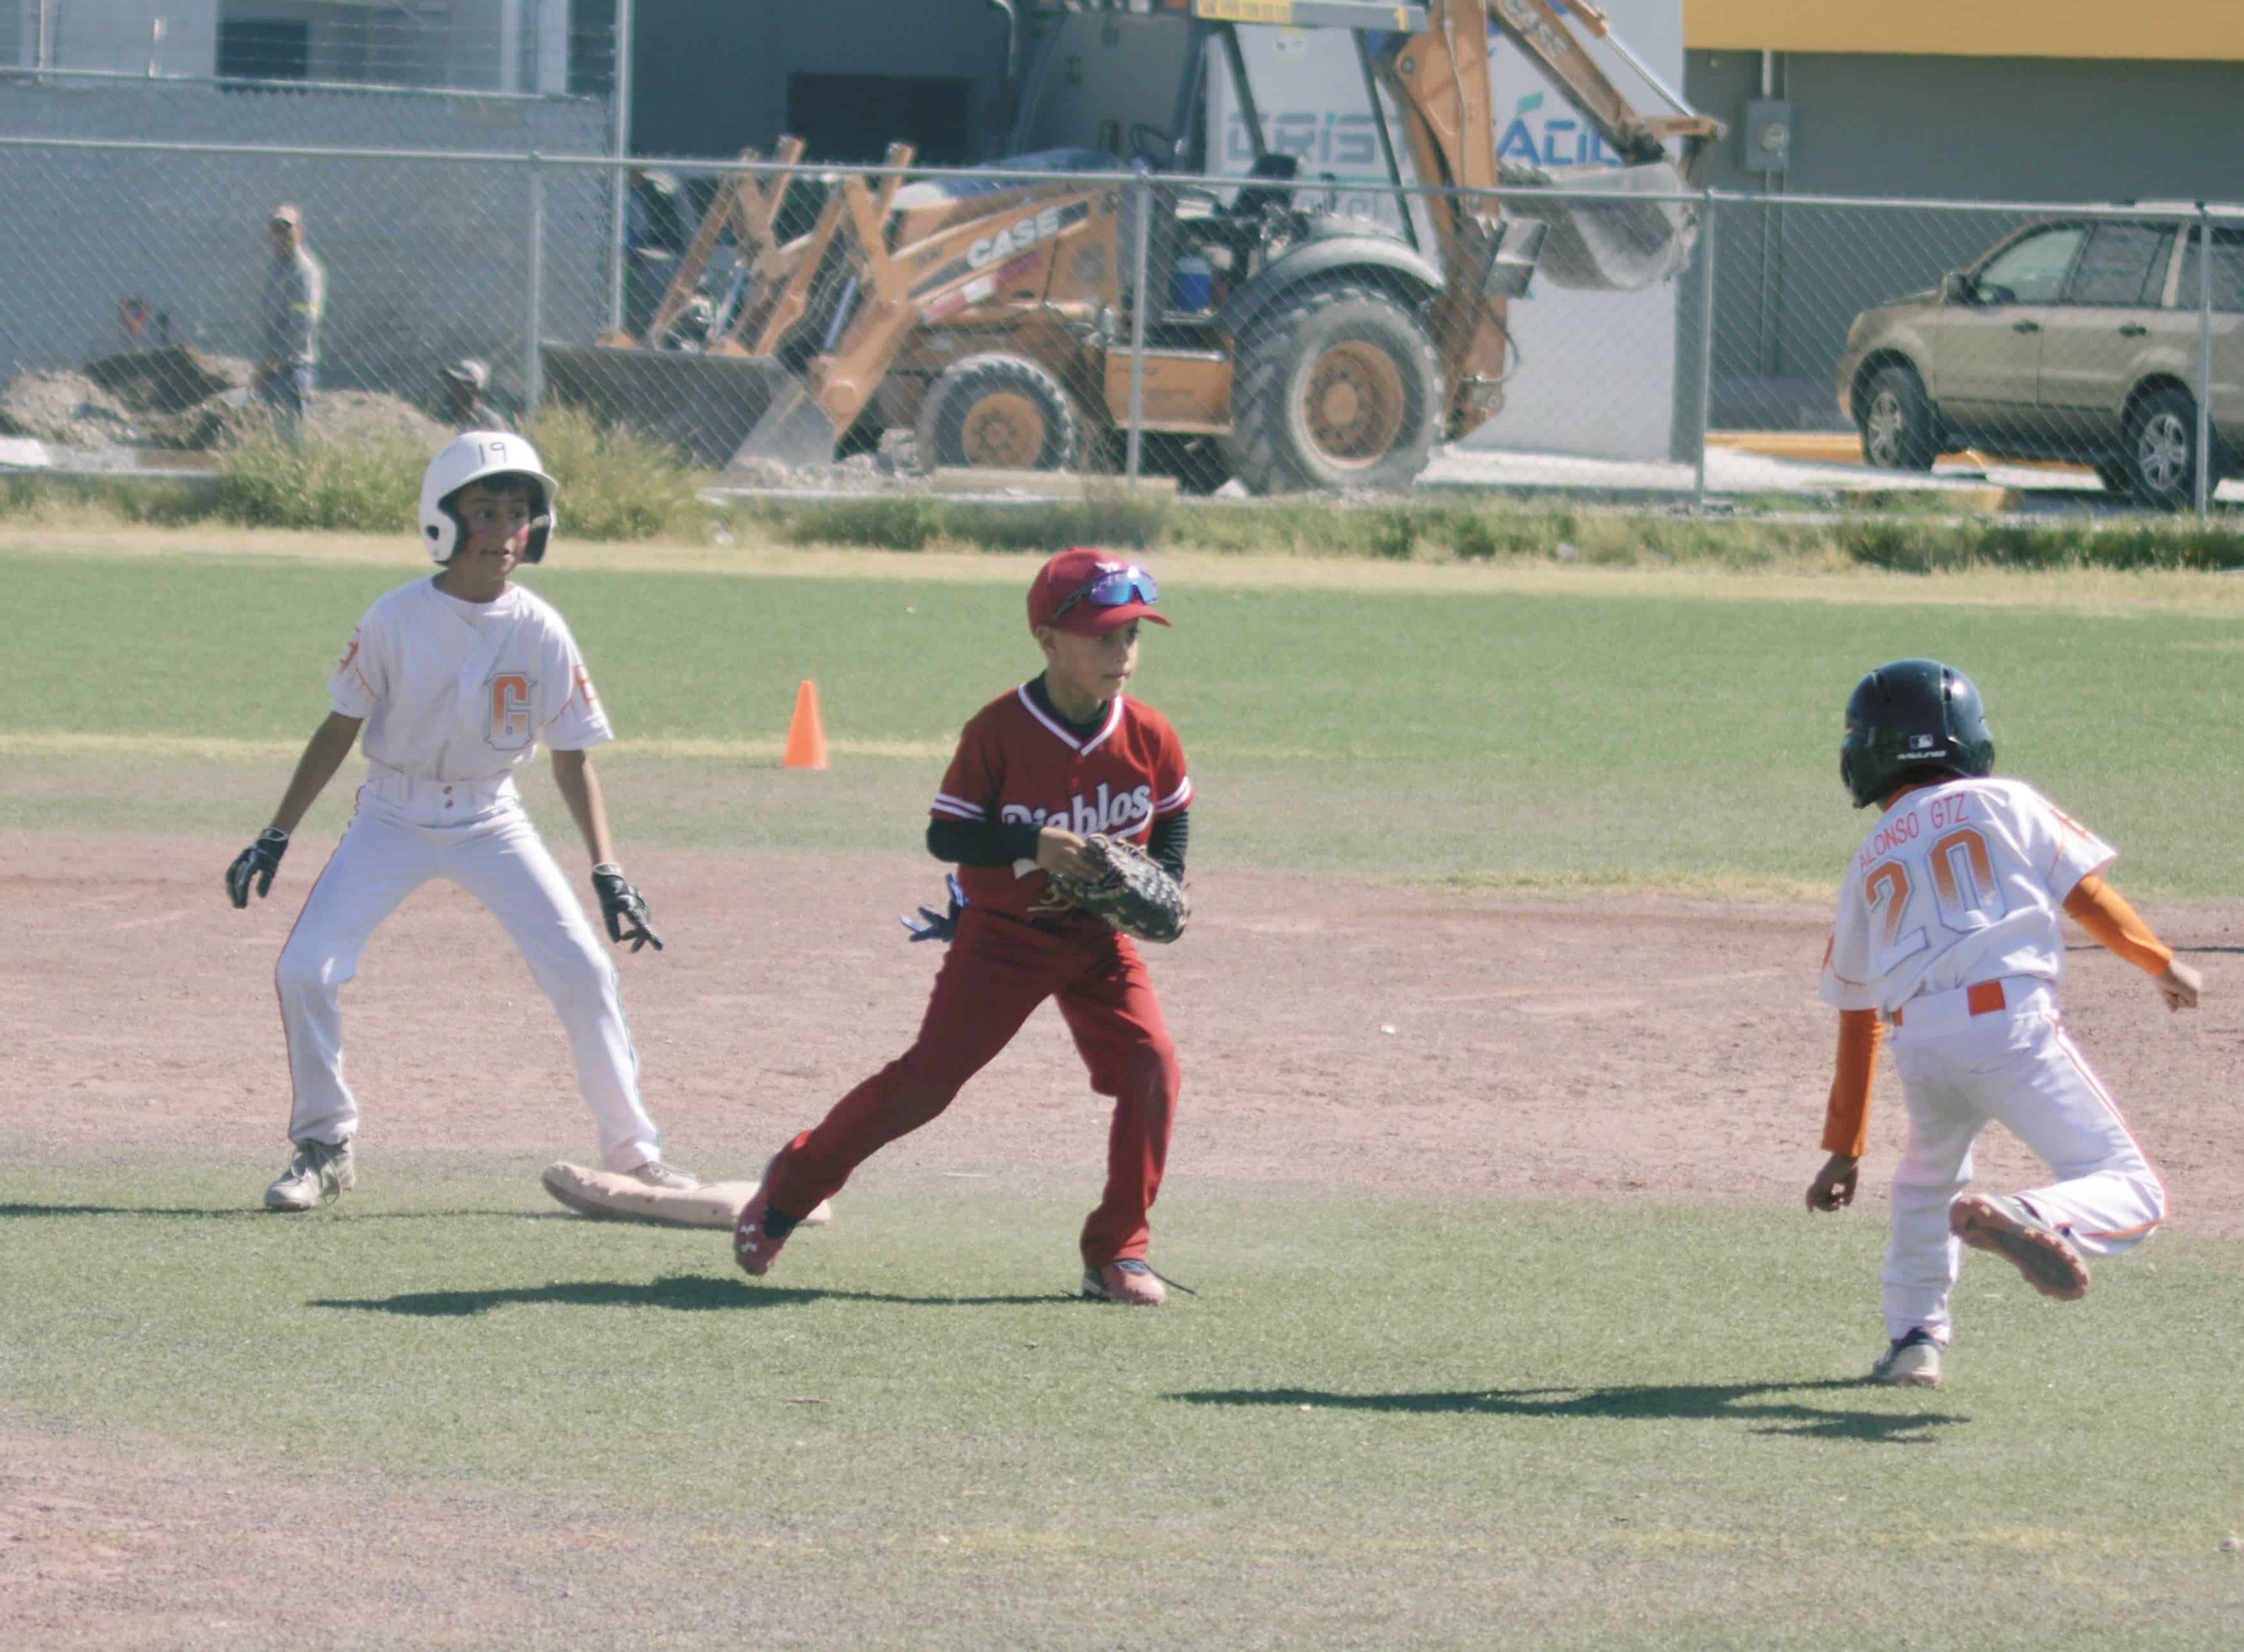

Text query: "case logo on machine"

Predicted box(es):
[968, 204, 1067, 270]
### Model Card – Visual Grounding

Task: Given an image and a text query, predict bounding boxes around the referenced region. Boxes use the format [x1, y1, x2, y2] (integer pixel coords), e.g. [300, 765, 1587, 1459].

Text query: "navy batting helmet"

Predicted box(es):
[1839, 658, 1995, 809]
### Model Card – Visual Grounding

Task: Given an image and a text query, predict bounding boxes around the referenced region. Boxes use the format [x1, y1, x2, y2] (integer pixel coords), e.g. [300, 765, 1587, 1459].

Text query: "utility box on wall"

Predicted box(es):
[1742, 97, 1791, 172]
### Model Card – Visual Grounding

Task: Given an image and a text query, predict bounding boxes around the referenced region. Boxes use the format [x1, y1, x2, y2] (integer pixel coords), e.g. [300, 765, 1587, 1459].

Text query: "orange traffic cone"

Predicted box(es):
[782, 679, 829, 770]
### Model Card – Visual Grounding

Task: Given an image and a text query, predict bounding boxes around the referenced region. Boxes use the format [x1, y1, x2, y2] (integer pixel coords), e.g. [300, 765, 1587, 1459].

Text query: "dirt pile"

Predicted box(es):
[0, 346, 446, 456]
[0, 370, 140, 448]
[86, 344, 247, 415]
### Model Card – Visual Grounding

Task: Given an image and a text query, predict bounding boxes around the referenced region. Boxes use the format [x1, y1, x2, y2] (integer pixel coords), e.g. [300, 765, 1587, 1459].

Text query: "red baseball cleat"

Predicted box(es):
[733, 1151, 798, 1278]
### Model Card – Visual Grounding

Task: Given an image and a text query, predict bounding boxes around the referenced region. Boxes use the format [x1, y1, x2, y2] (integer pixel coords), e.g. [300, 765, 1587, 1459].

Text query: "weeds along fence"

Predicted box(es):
[0, 133, 2238, 518]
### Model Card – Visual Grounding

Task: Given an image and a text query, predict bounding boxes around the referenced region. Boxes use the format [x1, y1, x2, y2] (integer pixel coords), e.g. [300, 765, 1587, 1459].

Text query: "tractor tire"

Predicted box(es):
[915, 353, 1083, 474]
[1218, 283, 1443, 495]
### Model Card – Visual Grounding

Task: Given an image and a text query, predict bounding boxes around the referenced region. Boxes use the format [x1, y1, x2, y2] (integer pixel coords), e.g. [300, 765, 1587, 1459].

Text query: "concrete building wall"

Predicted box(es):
[0, 78, 613, 397]
[1684, 49, 2244, 427]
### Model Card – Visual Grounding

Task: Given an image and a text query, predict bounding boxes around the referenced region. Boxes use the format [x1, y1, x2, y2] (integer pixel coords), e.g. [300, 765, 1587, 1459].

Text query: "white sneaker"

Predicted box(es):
[264, 1138, 356, 1212]
[1869, 1328, 1943, 1388]
[624, 1160, 698, 1192]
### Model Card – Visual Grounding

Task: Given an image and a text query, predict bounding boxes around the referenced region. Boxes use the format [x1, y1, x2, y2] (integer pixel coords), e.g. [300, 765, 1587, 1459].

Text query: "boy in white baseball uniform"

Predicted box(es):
[224, 431, 693, 1211]
[1807, 659, 2200, 1389]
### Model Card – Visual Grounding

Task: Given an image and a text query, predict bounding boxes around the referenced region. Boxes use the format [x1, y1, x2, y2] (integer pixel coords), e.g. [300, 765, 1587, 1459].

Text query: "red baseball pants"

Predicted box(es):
[766, 907, 1180, 1267]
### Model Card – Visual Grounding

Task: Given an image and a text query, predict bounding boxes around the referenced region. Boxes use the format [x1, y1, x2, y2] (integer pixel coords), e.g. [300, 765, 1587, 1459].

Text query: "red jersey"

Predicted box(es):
[930, 684, 1193, 924]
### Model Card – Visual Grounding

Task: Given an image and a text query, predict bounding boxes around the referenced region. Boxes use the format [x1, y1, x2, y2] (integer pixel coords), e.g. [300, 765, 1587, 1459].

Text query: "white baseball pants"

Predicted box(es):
[273, 792, 664, 1171]
[1882, 978, 2164, 1342]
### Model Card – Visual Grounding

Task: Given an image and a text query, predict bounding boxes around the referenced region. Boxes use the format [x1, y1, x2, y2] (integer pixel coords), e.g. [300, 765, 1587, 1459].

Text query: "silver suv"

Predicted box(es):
[1836, 210, 2243, 508]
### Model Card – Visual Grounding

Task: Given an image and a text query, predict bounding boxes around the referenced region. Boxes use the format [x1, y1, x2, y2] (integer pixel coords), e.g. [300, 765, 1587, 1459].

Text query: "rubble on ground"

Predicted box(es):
[0, 370, 141, 449]
[86, 344, 247, 415]
[0, 346, 448, 465]
[314, 390, 448, 447]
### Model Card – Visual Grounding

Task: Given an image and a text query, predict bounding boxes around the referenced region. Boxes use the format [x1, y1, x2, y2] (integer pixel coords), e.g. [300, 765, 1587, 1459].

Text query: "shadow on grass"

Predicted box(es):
[1170, 1383, 1960, 1444]
[0, 1203, 561, 1222]
[310, 1274, 1063, 1316]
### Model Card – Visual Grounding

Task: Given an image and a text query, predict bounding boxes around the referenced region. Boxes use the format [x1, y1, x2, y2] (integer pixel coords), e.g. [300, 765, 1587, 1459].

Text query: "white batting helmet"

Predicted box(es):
[419, 430, 560, 565]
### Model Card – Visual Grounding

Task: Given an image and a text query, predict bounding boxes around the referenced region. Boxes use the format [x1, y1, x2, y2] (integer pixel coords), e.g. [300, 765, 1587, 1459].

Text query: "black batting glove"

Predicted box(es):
[225, 827, 290, 908]
[590, 862, 663, 951]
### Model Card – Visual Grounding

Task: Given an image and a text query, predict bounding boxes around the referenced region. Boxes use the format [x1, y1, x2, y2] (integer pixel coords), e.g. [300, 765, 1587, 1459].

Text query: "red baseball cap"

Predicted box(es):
[1026, 547, 1171, 636]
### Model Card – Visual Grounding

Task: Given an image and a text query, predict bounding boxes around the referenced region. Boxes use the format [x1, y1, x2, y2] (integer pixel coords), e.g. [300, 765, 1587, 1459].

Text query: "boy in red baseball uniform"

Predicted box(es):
[735, 548, 1192, 1305]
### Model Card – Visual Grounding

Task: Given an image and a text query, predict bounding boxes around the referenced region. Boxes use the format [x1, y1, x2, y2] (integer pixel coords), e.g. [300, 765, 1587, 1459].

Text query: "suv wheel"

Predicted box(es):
[1859, 365, 1938, 471]
[2125, 387, 2198, 510]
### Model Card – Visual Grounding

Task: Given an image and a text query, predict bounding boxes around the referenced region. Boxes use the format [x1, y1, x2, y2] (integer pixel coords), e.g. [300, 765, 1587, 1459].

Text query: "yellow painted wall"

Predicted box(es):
[1683, 0, 2244, 62]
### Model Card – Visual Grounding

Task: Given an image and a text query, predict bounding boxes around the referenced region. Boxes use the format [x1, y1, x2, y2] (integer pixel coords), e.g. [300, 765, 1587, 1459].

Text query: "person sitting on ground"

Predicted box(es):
[440, 359, 514, 432]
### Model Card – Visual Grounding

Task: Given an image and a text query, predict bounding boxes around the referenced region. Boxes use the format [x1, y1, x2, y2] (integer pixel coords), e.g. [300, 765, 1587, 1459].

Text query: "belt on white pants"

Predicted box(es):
[362, 765, 516, 822]
[1885, 974, 2054, 1033]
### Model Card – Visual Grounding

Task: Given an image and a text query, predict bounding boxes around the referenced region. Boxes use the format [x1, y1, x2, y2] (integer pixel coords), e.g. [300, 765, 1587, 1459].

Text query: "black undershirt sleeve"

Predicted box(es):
[926, 816, 1042, 867]
[1147, 810, 1187, 881]
[926, 809, 1189, 881]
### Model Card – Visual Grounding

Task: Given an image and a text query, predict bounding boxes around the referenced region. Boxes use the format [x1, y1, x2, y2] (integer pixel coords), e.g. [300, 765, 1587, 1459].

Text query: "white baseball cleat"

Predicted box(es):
[265, 1137, 356, 1212]
[1869, 1327, 1943, 1388]
[1950, 1193, 2090, 1301]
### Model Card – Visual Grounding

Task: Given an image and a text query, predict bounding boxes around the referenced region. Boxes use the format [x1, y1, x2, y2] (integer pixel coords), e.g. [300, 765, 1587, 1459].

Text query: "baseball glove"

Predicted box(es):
[1050, 834, 1188, 944]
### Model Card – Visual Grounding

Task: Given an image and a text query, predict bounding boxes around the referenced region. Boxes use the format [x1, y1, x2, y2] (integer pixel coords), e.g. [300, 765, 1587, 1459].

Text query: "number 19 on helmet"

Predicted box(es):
[419, 430, 561, 565]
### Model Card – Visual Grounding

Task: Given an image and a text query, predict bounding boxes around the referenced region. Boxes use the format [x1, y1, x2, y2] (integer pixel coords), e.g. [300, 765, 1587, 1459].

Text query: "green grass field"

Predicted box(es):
[6, 540, 2244, 893]
[6, 1158, 2243, 1649]
[6, 534, 2244, 1649]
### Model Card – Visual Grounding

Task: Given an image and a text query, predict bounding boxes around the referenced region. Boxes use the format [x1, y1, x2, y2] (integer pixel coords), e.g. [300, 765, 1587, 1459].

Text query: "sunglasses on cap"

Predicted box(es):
[1050, 563, 1159, 623]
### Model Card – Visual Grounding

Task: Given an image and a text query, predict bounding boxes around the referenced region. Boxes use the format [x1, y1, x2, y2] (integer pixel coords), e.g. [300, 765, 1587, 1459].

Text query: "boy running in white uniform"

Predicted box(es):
[224, 431, 692, 1210]
[1807, 659, 2201, 1389]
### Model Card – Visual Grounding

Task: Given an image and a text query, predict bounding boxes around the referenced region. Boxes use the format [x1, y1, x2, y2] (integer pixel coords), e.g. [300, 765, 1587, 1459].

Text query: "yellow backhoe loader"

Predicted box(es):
[541, 0, 1721, 493]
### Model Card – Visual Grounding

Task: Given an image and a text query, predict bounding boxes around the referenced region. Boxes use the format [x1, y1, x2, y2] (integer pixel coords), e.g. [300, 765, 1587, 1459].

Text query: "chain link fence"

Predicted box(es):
[1, 133, 2236, 515]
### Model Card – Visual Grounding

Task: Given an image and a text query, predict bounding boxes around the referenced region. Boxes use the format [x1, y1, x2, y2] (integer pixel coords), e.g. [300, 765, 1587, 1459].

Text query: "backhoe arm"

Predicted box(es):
[1486, 0, 1721, 175]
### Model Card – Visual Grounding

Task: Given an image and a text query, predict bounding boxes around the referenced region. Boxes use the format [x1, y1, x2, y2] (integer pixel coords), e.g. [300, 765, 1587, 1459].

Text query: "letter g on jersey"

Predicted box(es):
[420, 431, 562, 565]
[1840, 658, 1995, 810]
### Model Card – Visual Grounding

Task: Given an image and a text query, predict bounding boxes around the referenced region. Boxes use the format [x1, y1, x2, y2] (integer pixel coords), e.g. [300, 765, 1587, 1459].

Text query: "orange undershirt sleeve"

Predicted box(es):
[2063, 874, 2174, 976]
[1820, 1008, 1883, 1160]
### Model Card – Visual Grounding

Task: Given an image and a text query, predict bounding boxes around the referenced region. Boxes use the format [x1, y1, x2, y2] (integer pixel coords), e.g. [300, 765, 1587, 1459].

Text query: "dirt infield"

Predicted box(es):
[13, 834, 2241, 1225]
[8, 833, 2243, 1649]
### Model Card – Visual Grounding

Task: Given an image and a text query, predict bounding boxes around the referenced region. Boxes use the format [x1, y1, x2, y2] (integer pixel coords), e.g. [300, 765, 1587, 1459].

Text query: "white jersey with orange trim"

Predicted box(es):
[1818, 774, 2163, 1348]
[330, 578, 609, 805]
[1820, 776, 2116, 1017]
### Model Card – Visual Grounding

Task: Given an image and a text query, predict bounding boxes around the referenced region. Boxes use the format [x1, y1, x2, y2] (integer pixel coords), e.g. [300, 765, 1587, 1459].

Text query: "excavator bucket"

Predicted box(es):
[1495, 160, 1699, 292]
[537, 343, 837, 470]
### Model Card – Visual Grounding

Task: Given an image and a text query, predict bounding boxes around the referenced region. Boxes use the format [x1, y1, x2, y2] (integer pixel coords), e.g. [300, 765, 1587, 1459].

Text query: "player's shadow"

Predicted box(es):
[1169, 1383, 1959, 1444]
[310, 1275, 1058, 1317]
[0, 1203, 557, 1222]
